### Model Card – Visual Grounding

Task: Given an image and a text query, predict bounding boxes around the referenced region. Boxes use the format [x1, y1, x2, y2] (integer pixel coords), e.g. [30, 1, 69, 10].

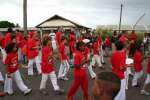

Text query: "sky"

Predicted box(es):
[0, 0, 150, 28]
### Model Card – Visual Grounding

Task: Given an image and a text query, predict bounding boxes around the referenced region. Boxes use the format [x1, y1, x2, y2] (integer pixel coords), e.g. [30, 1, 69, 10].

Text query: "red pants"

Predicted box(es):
[67, 73, 89, 100]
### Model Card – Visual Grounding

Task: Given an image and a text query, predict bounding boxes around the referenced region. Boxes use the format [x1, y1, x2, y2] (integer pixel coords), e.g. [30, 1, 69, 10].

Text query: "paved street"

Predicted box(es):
[0, 57, 150, 100]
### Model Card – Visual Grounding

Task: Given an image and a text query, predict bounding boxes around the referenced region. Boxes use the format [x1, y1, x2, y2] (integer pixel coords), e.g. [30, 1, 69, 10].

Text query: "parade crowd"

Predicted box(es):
[0, 27, 150, 100]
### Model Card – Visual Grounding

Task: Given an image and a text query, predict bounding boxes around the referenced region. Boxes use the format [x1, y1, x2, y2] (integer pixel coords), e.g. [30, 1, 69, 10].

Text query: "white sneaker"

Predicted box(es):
[140, 90, 150, 96]
[24, 89, 32, 95]
[62, 77, 69, 81]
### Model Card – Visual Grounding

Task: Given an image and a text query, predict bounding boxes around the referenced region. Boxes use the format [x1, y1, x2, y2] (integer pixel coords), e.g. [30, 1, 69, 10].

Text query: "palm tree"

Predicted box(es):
[23, 0, 27, 35]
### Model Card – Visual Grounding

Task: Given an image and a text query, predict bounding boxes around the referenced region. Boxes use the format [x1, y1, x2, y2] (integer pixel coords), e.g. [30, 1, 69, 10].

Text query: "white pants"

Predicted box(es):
[28, 56, 41, 75]
[0, 72, 4, 81]
[145, 74, 150, 84]
[1, 48, 7, 63]
[115, 79, 126, 100]
[4, 70, 29, 94]
[125, 67, 133, 89]
[40, 71, 60, 91]
[100, 46, 105, 63]
[132, 71, 143, 86]
[58, 60, 70, 78]
[91, 55, 102, 67]
[88, 64, 96, 79]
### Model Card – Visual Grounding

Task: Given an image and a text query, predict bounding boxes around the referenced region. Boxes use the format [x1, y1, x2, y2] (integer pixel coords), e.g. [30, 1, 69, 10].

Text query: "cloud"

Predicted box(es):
[0, 0, 150, 28]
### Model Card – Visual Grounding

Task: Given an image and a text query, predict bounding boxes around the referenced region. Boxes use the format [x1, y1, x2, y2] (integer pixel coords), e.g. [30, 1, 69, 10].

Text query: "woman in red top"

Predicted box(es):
[69, 31, 76, 59]
[132, 43, 143, 87]
[4, 43, 31, 95]
[67, 42, 90, 100]
[40, 38, 64, 95]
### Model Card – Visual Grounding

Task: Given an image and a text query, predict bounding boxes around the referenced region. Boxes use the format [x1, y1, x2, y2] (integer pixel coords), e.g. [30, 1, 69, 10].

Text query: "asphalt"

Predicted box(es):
[0, 57, 150, 100]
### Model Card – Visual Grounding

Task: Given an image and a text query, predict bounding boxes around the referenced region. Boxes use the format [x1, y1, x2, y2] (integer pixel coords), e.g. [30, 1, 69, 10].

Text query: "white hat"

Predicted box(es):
[82, 39, 90, 44]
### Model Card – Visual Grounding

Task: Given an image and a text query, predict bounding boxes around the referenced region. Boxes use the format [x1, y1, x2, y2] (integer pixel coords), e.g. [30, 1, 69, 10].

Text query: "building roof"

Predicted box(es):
[36, 14, 90, 29]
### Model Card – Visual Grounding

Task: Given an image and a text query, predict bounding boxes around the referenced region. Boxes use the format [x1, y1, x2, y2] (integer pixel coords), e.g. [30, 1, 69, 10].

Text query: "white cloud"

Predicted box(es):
[0, 0, 150, 28]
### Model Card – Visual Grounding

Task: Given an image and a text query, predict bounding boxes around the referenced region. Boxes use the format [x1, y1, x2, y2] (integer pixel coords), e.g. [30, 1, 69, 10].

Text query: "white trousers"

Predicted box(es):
[1, 48, 7, 63]
[4, 70, 29, 94]
[40, 71, 60, 91]
[88, 64, 96, 79]
[132, 71, 143, 86]
[58, 60, 70, 78]
[100, 46, 105, 63]
[115, 79, 126, 100]
[91, 55, 102, 67]
[28, 56, 41, 75]
[125, 67, 133, 89]
[145, 74, 150, 84]
[0, 72, 4, 81]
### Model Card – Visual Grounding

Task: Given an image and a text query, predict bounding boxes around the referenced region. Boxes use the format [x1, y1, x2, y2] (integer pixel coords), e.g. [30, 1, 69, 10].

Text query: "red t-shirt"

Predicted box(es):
[105, 37, 111, 47]
[111, 51, 126, 79]
[4, 32, 11, 48]
[5, 52, 19, 74]
[27, 38, 39, 59]
[83, 46, 90, 59]
[16, 32, 24, 48]
[98, 36, 102, 46]
[147, 58, 150, 74]
[133, 51, 143, 72]
[41, 46, 54, 73]
[119, 35, 127, 44]
[74, 51, 87, 77]
[93, 41, 100, 55]
[59, 43, 68, 61]
[55, 31, 62, 45]
[69, 33, 76, 53]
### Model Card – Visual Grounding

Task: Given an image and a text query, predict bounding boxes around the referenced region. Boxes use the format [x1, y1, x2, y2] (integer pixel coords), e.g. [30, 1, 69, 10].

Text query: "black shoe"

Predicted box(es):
[55, 89, 64, 95]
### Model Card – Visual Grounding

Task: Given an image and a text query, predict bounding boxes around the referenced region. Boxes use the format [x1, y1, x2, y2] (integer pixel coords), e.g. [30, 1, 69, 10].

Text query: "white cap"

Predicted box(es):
[82, 39, 90, 44]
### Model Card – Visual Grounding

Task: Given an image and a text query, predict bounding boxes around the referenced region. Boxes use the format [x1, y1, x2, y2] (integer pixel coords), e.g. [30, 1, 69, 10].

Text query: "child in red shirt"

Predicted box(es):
[82, 40, 96, 79]
[4, 43, 31, 95]
[91, 37, 103, 68]
[111, 41, 126, 100]
[67, 42, 90, 100]
[132, 43, 143, 87]
[55, 27, 63, 46]
[40, 38, 64, 95]
[58, 37, 70, 80]
[27, 32, 41, 75]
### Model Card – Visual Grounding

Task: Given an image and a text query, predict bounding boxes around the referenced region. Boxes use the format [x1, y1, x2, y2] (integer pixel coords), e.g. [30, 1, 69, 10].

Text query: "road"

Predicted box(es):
[0, 57, 150, 100]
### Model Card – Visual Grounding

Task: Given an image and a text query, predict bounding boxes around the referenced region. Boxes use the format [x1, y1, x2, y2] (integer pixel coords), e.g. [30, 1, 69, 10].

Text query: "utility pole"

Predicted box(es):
[119, 4, 123, 34]
[23, 0, 27, 35]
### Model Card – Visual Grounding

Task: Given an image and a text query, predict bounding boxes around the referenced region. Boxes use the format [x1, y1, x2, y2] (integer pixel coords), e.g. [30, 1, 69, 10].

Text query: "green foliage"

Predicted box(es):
[95, 27, 113, 40]
[0, 21, 15, 28]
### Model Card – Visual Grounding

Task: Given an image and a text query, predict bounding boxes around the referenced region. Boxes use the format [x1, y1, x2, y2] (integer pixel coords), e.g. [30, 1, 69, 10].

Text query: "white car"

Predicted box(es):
[49, 33, 57, 50]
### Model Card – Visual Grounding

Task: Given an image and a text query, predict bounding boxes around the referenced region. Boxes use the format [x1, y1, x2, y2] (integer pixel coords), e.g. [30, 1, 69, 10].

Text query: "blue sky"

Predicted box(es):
[0, 0, 150, 28]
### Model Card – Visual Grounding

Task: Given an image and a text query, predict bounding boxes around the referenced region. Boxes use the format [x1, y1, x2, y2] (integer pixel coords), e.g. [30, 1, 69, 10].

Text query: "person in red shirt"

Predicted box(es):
[69, 29, 76, 59]
[40, 38, 64, 95]
[141, 51, 150, 95]
[91, 37, 103, 68]
[55, 27, 63, 46]
[132, 42, 143, 87]
[111, 41, 127, 100]
[104, 36, 111, 57]
[67, 42, 90, 100]
[27, 32, 41, 75]
[4, 43, 31, 95]
[58, 36, 70, 80]
[82, 39, 96, 79]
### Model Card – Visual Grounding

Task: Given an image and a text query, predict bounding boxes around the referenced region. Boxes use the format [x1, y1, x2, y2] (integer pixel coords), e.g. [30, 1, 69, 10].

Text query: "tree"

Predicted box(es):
[0, 21, 15, 28]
